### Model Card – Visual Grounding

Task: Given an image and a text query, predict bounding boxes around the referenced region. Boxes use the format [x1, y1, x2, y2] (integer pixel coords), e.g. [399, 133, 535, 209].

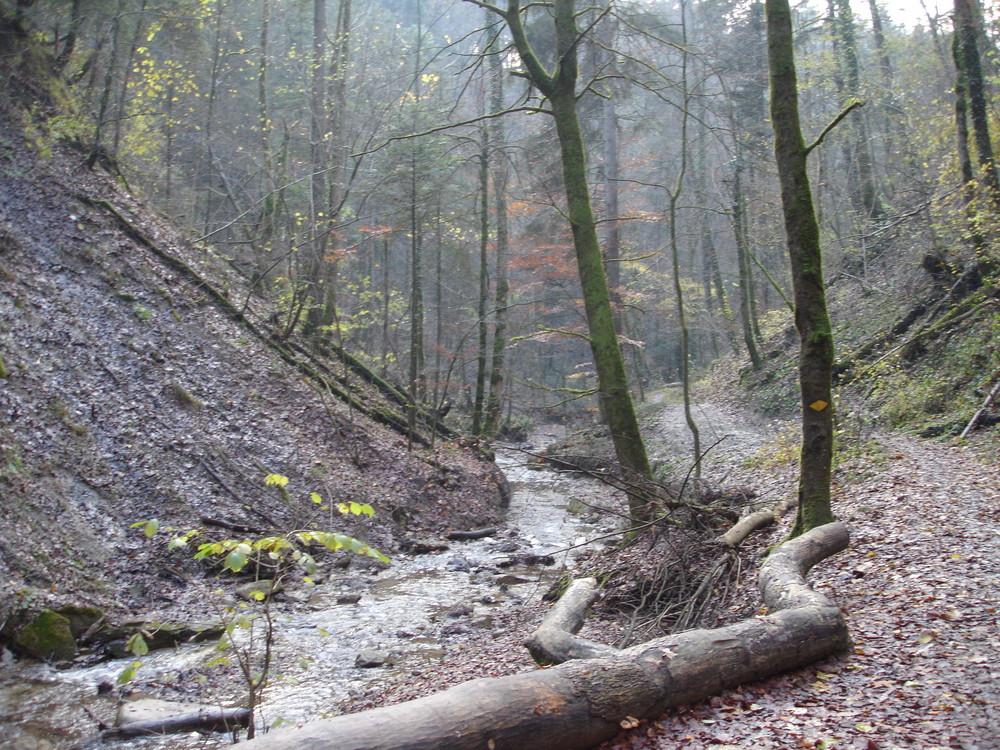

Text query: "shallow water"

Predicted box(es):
[0, 436, 623, 749]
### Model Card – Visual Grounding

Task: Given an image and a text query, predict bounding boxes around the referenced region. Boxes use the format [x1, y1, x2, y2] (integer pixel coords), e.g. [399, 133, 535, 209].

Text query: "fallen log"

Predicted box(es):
[239, 522, 849, 750]
[720, 509, 777, 548]
[524, 577, 619, 665]
[101, 706, 251, 738]
[446, 527, 498, 541]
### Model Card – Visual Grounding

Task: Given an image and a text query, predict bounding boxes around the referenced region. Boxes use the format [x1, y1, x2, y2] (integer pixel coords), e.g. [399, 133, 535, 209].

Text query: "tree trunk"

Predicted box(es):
[666, 5, 701, 479]
[830, 0, 885, 220]
[483, 32, 510, 439]
[732, 148, 763, 368]
[472, 123, 490, 436]
[239, 522, 849, 750]
[954, 0, 1000, 212]
[302, 0, 330, 338]
[87, 0, 125, 169]
[766, 0, 837, 537]
[491, 0, 653, 521]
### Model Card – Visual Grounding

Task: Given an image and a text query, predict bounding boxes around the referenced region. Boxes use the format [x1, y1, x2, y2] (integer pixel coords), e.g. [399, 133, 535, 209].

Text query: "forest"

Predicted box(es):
[16, 0, 994, 429]
[0, 0, 997, 748]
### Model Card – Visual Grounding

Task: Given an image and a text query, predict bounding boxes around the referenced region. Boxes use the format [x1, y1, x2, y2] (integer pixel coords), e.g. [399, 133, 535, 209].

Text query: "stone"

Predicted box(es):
[355, 649, 391, 668]
[53, 604, 105, 639]
[235, 579, 283, 601]
[445, 556, 471, 572]
[14, 609, 76, 661]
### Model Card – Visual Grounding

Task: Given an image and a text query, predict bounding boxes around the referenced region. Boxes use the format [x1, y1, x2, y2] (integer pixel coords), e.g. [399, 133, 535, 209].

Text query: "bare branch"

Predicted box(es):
[350, 105, 546, 158]
[805, 99, 864, 156]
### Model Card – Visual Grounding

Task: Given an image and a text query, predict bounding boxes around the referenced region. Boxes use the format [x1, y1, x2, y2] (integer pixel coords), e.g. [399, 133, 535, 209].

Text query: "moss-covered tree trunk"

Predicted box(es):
[483, 30, 510, 439]
[953, 0, 1000, 212]
[478, 0, 654, 521]
[766, 0, 836, 537]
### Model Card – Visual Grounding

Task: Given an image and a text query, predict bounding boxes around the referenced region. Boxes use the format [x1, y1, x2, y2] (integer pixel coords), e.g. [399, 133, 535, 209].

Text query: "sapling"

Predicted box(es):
[123, 473, 388, 739]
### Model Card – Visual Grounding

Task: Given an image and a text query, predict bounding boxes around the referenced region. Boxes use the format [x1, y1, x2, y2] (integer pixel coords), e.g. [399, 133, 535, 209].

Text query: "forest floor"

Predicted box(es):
[597, 426, 1000, 750]
[357, 397, 1000, 750]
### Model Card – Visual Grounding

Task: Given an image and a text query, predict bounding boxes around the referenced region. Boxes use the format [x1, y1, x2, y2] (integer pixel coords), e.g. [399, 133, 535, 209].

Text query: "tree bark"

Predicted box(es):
[830, 0, 885, 220]
[766, 0, 837, 538]
[483, 31, 510, 438]
[489, 0, 653, 521]
[238, 522, 849, 750]
[954, 0, 1000, 210]
[103, 706, 250, 739]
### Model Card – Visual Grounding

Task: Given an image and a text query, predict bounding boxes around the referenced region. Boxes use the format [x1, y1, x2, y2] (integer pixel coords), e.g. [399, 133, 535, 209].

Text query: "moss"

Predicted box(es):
[14, 608, 76, 661]
[53, 604, 105, 638]
[164, 381, 202, 410]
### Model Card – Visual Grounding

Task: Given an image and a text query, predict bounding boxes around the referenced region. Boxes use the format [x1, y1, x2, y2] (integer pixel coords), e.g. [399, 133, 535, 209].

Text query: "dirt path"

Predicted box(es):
[599, 427, 1000, 750]
[645, 394, 773, 485]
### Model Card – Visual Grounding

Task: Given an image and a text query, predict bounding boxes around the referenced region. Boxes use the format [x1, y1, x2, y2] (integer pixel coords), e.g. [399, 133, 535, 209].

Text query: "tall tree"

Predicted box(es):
[953, 0, 1000, 212]
[469, 0, 654, 521]
[482, 27, 511, 438]
[766, 0, 837, 537]
[829, 0, 885, 219]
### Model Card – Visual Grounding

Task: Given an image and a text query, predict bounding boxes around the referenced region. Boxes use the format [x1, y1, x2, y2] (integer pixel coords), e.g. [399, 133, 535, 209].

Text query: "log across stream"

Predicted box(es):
[238, 523, 850, 750]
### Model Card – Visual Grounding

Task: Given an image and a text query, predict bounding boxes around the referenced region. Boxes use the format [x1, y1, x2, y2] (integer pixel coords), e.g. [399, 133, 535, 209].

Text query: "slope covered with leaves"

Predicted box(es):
[723, 216, 999, 439]
[0, 17, 506, 632]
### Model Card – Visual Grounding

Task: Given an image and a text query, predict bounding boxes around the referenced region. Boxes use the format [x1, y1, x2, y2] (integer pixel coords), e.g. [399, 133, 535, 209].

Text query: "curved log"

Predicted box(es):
[528, 505, 794, 664]
[239, 522, 849, 750]
[720, 509, 777, 548]
[524, 577, 619, 665]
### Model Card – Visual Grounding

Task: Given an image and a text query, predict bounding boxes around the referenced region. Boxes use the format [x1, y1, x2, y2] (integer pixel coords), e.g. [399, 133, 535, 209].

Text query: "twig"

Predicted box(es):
[960, 371, 1000, 439]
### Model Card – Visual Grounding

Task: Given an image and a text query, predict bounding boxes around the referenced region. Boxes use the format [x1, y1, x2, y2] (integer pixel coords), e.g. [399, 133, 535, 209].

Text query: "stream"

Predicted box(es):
[0, 433, 625, 749]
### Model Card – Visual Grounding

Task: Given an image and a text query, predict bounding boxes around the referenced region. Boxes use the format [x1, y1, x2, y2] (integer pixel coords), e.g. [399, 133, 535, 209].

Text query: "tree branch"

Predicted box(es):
[805, 99, 864, 156]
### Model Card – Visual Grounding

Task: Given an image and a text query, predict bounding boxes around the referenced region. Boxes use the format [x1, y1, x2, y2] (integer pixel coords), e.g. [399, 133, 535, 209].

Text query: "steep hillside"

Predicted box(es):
[717, 228, 999, 440]
[0, 15, 505, 633]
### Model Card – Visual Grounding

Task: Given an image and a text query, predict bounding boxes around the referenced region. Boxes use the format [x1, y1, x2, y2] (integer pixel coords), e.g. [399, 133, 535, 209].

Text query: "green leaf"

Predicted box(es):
[224, 548, 248, 573]
[264, 473, 289, 487]
[125, 632, 149, 657]
[117, 660, 142, 685]
[310, 492, 323, 504]
[301, 554, 316, 575]
[132, 518, 159, 537]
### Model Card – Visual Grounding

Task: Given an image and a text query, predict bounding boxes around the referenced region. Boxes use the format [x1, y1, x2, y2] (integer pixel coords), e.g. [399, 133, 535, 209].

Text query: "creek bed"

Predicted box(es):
[0, 435, 624, 749]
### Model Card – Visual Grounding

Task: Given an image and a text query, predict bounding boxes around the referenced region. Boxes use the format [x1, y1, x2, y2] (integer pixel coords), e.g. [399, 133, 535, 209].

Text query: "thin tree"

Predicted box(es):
[468, 0, 655, 522]
[482, 25, 511, 439]
[766, 0, 838, 537]
[665, 0, 701, 480]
